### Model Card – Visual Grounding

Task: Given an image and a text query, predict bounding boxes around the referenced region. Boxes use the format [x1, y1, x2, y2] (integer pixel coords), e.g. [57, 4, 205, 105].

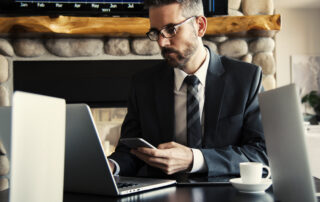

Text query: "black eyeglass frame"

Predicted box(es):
[146, 16, 197, 41]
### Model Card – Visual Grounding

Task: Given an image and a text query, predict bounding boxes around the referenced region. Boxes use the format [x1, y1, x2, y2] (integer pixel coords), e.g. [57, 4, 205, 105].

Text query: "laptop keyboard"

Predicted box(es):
[117, 182, 138, 188]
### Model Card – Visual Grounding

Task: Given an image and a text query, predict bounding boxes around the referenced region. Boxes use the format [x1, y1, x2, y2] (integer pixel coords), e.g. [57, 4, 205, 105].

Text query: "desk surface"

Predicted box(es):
[2, 178, 320, 202]
[0, 185, 275, 202]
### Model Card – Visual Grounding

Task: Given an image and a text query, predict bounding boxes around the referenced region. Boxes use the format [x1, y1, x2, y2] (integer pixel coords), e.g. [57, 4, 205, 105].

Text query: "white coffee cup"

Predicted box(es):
[239, 162, 271, 184]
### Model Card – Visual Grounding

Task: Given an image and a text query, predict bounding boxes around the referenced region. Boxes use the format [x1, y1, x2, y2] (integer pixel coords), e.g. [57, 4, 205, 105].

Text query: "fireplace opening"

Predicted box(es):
[13, 59, 163, 108]
[13, 59, 163, 154]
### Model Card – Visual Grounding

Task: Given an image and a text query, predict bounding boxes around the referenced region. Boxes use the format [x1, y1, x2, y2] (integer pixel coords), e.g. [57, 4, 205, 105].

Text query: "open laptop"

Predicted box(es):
[259, 84, 320, 202]
[64, 104, 176, 196]
[9, 91, 66, 202]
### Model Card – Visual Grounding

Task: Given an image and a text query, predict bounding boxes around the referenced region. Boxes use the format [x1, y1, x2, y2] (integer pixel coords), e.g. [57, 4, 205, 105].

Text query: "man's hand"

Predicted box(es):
[108, 159, 115, 174]
[130, 141, 193, 175]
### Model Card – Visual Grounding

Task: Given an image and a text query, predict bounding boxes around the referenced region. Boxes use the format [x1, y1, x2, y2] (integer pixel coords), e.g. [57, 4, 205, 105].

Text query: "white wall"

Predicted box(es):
[275, 8, 320, 87]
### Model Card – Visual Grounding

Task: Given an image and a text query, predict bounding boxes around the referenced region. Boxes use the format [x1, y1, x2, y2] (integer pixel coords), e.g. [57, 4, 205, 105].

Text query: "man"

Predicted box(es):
[108, 0, 268, 178]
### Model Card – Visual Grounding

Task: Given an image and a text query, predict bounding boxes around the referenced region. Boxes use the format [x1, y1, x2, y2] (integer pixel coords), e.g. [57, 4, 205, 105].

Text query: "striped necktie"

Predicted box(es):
[184, 75, 202, 148]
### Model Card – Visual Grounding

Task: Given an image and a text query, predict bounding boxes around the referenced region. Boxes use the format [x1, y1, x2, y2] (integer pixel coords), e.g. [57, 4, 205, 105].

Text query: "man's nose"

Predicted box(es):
[157, 34, 170, 48]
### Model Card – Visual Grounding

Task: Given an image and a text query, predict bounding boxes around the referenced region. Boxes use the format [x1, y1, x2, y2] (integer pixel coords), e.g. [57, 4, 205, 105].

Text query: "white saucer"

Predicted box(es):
[229, 178, 272, 194]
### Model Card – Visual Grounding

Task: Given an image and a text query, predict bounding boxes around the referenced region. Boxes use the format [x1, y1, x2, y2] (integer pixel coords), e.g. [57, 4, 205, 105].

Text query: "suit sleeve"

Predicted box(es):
[201, 67, 268, 177]
[108, 76, 145, 176]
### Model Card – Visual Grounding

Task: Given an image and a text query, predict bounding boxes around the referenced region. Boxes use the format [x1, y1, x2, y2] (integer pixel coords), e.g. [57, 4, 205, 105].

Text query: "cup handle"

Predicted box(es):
[262, 165, 271, 179]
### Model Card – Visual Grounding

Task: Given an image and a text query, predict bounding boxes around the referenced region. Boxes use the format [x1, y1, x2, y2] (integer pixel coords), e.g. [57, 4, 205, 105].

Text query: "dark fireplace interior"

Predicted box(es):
[13, 59, 163, 108]
[12, 59, 165, 154]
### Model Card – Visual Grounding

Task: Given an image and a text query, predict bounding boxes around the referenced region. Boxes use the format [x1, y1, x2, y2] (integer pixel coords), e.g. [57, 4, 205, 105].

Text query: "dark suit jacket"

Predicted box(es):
[109, 47, 268, 178]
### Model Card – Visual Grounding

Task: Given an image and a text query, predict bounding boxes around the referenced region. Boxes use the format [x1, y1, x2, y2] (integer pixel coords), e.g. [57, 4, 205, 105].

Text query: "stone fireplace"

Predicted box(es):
[0, 0, 278, 162]
[0, 0, 279, 190]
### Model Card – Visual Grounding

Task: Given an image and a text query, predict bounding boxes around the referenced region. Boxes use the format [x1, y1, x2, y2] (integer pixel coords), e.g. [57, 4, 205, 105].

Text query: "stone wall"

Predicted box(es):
[0, 0, 277, 107]
[0, 140, 9, 191]
[0, 0, 277, 189]
[0, 36, 276, 107]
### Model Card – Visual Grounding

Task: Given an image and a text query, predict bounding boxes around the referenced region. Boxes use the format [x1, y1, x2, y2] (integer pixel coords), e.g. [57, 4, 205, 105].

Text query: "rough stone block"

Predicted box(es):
[0, 177, 9, 191]
[0, 39, 14, 57]
[0, 156, 9, 176]
[249, 37, 275, 53]
[219, 39, 248, 58]
[242, 0, 274, 15]
[228, 0, 241, 10]
[228, 9, 244, 16]
[203, 40, 218, 54]
[253, 52, 275, 75]
[206, 36, 228, 43]
[0, 86, 9, 107]
[46, 38, 104, 57]
[0, 141, 6, 155]
[131, 38, 160, 55]
[0, 55, 9, 83]
[241, 53, 253, 63]
[262, 75, 276, 90]
[105, 38, 130, 56]
[13, 39, 46, 57]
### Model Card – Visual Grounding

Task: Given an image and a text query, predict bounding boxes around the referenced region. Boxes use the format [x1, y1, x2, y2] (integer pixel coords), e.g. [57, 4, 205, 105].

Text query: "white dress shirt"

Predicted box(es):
[174, 48, 209, 173]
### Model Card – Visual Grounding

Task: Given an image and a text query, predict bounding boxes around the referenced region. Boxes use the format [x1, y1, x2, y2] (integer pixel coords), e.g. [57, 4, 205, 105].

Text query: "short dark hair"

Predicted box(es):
[144, 0, 204, 17]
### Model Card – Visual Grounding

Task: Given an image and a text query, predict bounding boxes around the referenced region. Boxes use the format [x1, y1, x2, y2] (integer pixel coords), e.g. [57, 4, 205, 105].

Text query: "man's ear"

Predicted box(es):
[196, 16, 207, 37]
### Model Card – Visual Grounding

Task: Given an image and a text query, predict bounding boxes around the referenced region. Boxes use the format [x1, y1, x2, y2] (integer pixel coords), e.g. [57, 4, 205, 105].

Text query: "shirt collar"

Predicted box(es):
[174, 48, 209, 91]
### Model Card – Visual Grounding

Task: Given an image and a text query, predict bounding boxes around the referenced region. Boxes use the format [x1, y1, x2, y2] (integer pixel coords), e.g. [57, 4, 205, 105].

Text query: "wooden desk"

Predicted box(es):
[0, 185, 274, 202]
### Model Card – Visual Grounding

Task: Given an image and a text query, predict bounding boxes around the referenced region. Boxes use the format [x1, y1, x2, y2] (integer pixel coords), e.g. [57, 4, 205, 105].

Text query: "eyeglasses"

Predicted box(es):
[146, 16, 196, 41]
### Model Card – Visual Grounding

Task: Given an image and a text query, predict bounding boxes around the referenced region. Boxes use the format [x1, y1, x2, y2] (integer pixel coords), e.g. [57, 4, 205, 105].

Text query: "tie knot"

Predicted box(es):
[184, 75, 200, 87]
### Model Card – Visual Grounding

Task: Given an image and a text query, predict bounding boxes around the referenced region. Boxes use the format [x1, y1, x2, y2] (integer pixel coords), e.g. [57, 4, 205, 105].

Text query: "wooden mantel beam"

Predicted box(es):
[206, 14, 280, 35]
[0, 14, 281, 36]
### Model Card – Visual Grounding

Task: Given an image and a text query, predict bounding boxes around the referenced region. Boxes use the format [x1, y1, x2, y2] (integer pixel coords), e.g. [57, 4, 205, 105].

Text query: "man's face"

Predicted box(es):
[149, 3, 199, 68]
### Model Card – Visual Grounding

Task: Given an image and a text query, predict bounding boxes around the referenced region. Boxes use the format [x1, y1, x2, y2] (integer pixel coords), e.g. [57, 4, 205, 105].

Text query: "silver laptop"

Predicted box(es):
[64, 104, 176, 196]
[9, 91, 66, 202]
[259, 84, 320, 202]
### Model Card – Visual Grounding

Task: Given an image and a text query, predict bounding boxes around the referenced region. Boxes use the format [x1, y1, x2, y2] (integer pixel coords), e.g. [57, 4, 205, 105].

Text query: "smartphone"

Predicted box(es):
[120, 138, 156, 149]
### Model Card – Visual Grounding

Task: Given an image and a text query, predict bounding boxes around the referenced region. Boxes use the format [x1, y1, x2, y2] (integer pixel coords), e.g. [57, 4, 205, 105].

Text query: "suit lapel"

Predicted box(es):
[155, 64, 175, 143]
[203, 50, 226, 147]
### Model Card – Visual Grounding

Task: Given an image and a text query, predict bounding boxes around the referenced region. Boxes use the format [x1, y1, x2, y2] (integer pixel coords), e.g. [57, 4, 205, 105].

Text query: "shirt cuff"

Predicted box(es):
[108, 158, 120, 176]
[189, 149, 207, 173]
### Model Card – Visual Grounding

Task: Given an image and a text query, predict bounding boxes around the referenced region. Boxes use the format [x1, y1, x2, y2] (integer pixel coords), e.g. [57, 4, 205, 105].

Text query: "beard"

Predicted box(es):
[161, 36, 198, 69]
